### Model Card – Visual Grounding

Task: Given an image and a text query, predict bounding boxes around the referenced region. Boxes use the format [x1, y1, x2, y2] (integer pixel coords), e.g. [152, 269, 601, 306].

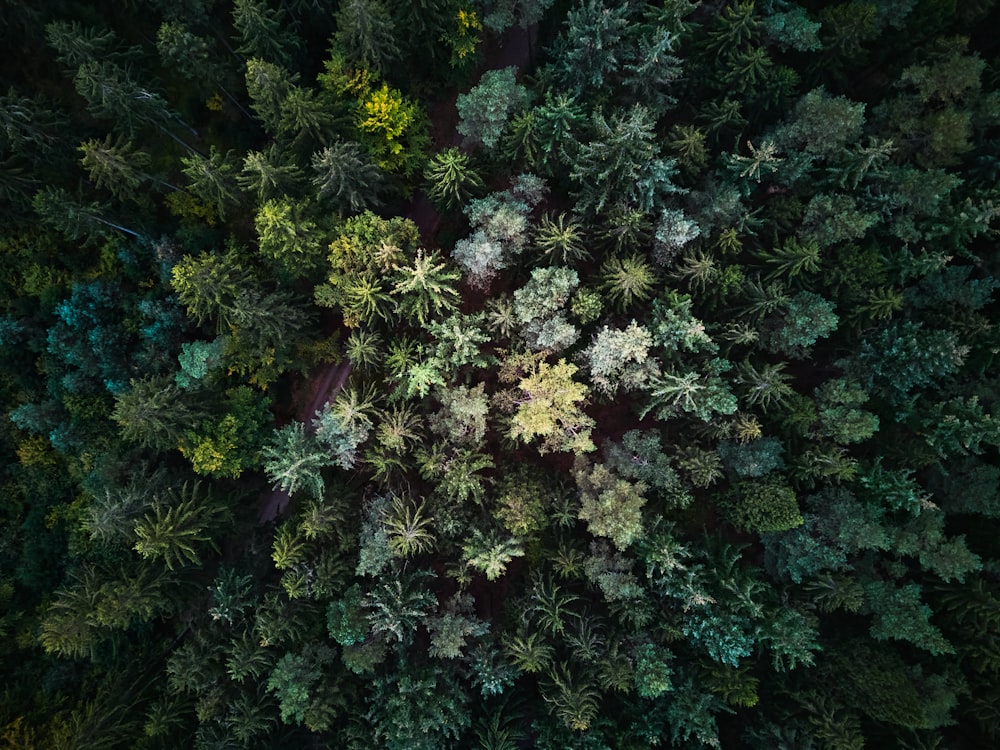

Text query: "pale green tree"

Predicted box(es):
[263, 421, 330, 498]
[582, 320, 659, 395]
[575, 461, 648, 549]
[391, 249, 461, 326]
[494, 351, 595, 454]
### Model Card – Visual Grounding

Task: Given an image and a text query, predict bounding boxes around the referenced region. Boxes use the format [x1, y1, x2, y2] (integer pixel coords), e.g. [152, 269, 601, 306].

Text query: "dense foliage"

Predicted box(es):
[1, 0, 999, 748]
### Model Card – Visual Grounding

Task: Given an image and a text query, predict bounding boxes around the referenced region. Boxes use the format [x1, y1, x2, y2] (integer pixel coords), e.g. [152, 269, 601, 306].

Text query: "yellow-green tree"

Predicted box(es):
[494, 351, 595, 454]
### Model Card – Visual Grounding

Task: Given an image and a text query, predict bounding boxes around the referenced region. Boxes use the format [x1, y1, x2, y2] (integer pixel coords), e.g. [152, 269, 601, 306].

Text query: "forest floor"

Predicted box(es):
[257, 23, 537, 525]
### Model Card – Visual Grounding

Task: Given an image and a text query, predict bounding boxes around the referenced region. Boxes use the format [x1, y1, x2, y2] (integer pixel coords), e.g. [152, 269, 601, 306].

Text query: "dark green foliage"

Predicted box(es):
[814, 378, 880, 445]
[760, 291, 839, 358]
[181, 146, 242, 220]
[312, 140, 385, 213]
[3, 2, 1000, 748]
[718, 436, 785, 479]
[233, 0, 302, 68]
[334, 0, 401, 75]
[834, 642, 940, 729]
[571, 105, 679, 215]
[865, 580, 954, 655]
[367, 664, 471, 750]
[722, 477, 803, 533]
[266, 645, 338, 730]
[603, 429, 689, 506]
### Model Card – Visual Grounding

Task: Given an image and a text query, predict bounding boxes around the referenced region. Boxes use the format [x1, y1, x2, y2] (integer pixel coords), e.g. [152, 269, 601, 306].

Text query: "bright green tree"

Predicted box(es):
[391, 249, 461, 326]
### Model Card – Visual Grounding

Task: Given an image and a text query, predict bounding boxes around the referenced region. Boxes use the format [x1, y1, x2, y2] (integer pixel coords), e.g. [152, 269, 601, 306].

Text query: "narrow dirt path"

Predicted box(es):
[257, 359, 352, 523]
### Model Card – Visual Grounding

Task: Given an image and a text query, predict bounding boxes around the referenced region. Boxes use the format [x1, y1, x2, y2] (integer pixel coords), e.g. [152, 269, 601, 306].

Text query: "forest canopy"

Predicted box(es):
[1, 1, 999, 748]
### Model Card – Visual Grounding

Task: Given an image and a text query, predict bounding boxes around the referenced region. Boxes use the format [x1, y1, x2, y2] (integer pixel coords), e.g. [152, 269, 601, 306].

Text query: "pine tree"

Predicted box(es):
[263, 421, 330, 498]
[112, 375, 209, 451]
[169, 250, 254, 333]
[78, 135, 156, 202]
[132, 482, 230, 570]
[181, 146, 242, 220]
[254, 198, 324, 275]
[600, 254, 657, 311]
[33, 187, 143, 241]
[571, 105, 679, 215]
[424, 147, 484, 210]
[382, 495, 435, 558]
[462, 529, 524, 580]
[244, 57, 296, 134]
[312, 140, 384, 213]
[232, 0, 302, 67]
[239, 144, 304, 201]
[512, 265, 579, 351]
[391, 249, 461, 326]
[45, 20, 118, 70]
[534, 212, 589, 265]
[73, 60, 192, 150]
[334, 0, 400, 75]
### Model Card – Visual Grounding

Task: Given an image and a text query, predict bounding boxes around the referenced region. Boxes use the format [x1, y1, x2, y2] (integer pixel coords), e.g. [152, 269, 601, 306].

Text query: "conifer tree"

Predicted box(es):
[263, 421, 330, 498]
[233, 0, 302, 67]
[312, 140, 384, 213]
[132, 482, 230, 570]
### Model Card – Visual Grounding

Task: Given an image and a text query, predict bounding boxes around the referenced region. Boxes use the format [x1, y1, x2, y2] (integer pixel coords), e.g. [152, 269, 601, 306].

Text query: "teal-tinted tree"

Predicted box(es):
[850, 320, 968, 409]
[451, 174, 545, 290]
[571, 105, 679, 216]
[314, 384, 376, 470]
[718, 436, 785, 479]
[366, 662, 472, 750]
[457, 66, 529, 150]
[512, 266, 579, 351]
[760, 291, 839, 358]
